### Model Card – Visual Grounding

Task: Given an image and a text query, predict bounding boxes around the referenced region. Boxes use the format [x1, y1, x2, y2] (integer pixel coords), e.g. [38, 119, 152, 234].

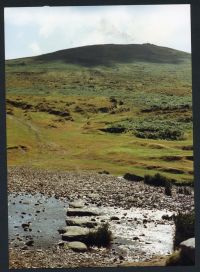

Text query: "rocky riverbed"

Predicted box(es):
[8, 167, 194, 268]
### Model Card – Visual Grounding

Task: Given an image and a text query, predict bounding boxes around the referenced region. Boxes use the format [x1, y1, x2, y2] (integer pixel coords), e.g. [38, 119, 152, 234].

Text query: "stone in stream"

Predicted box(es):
[25, 240, 34, 246]
[162, 214, 173, 221]
[21, 223, 30, 228]
[66, 208, 100, 217]
[65, 241, 88, 252]
[66, 217, 98, 228]
[110, 216, 120, 221]
[61, 226, 90, 242]
[69, 201, 85, 209]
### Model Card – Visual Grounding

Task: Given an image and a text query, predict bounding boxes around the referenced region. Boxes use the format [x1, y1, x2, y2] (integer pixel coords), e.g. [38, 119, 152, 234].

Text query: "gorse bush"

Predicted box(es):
[86, 223, 112, 248]
[133, 119, 186, 140]
[104, 117, 188, 140]
[173, 211, 195, 249]
[134, 127, 184, 140]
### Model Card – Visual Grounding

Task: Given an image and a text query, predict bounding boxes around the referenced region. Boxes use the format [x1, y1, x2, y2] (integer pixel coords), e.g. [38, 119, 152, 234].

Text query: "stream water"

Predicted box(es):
[9, 192, 68, 248]
[9, 192, 175, 261]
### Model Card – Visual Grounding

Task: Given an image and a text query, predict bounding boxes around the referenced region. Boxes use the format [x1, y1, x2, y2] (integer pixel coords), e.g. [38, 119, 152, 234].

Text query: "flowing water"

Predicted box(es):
[9, 192, 68, 248]
[9, 192, 175, 261]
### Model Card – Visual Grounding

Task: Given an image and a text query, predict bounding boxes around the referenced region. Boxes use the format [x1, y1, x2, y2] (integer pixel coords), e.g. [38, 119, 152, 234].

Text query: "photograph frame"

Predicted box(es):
[1, 0, 200, 272]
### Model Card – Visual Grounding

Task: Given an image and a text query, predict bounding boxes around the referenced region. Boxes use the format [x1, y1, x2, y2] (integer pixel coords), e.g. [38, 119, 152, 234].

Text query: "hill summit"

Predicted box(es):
[33, 43, 190, 67]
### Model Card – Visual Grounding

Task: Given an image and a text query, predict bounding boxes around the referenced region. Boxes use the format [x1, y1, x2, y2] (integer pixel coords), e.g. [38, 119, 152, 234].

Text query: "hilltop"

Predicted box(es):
[8, 43, 190, 67]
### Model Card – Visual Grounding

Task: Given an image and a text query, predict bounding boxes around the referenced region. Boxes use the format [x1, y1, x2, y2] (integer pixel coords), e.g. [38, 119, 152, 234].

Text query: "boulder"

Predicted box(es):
[66, 217, 98, 228]
[62, 226, 90, 242]
[66, 241, 88, 252]
[180, 238, 195, 263]
[66, 208, 100, 217]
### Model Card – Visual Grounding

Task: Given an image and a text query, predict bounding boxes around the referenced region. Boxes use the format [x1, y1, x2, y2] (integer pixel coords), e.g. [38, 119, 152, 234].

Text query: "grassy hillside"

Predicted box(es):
[6, 44, 193, 185]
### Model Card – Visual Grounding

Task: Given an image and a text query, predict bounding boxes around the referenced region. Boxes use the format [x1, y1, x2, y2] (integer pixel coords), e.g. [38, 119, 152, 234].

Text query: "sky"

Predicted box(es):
[4, 5, 191, 60]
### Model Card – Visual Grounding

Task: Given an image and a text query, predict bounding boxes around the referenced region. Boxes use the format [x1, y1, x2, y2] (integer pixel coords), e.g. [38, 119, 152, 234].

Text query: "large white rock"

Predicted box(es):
[66, 217, 98, 228]
[69, 201, 85, 209]
[67, 208, 100, 217]
[180, 238, 195, 263]
[62, 226, 90, 242]
[65, 241, 88, 252]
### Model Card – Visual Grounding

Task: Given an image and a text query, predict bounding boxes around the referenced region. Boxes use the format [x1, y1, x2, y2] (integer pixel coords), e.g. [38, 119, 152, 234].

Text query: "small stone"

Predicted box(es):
[22, 223, 30, 228]
[25, 240, 34, 246]
[57, 241, 65, 246]
[21, 246, 28, 250]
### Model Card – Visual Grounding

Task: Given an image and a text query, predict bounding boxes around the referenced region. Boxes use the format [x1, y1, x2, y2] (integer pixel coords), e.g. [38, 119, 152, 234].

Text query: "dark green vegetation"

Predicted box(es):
[6, 43, 193, 185]
[86, 223, 112, 247]
[173, 211, 195, 249]
[144, 173, 173, 195]
[144, 173, 174, 187]
[34, 43, 189, 66]
[166, 250, 194, 266]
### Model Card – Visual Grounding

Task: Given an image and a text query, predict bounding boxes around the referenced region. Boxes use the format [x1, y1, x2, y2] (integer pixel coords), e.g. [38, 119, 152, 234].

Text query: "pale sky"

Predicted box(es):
[4, 5, 191, 60]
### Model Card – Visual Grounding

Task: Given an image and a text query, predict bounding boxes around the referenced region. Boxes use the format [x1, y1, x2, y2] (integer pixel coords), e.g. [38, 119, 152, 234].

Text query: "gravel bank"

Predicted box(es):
[8, 167, 194, 212]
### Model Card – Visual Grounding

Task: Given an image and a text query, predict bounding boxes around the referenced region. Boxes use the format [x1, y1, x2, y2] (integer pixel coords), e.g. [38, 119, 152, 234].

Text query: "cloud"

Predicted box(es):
[29, 41, 41, 55]
[5, 5, 191, 59]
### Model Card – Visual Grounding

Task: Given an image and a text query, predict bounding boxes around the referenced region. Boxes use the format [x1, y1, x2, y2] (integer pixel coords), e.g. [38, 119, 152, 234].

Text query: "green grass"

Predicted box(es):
[6, 44, 193, 185]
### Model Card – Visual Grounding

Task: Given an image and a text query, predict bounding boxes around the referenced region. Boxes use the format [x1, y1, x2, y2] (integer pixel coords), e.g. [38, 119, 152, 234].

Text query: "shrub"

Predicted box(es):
[100, 126, 126, 133]
[173, 211, 195, 249]
[144, 173, 174, 187]
[123, 173, 143, 182]
[86, 223, 113, 248]
[165, 181, 172, 196]
[102, 116, 188, 141]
